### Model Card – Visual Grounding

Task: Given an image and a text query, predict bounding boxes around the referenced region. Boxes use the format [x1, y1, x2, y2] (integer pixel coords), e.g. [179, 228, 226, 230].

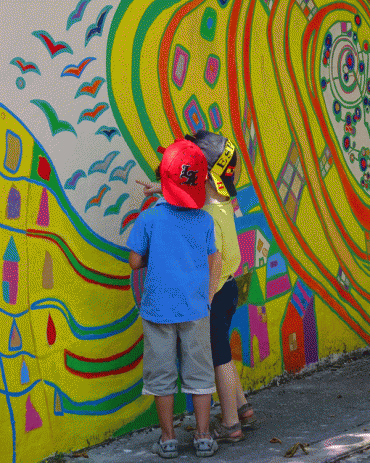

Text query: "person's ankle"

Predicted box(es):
[161, 433, 176, 442]
[195, 431, 211, 440]
[222, 420, 240, 429]
[238, 403, 254, 417]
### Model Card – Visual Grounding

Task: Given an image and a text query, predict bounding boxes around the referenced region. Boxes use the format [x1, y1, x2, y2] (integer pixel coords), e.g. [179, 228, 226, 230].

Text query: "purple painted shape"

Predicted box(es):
[37, 188, 49, 227]
[249, 304, 270, 367]
[235, 230, 255, 277]
[303, 298, 318, 365]
[266, 274, 291, 299]
[7, 187, 21, 219]
[209, 106, 221, 129]
[25, 395, 43, 432]
[172, 46, 189, 88]
[3, 261, 18, 304]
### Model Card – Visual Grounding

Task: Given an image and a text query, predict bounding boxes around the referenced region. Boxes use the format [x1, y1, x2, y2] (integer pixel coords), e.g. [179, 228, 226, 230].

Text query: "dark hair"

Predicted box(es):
[155, 162, 161, 181]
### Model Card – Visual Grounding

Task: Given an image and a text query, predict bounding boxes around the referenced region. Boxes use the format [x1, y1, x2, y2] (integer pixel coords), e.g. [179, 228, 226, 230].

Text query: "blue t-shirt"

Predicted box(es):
[127, 198, 217, 323]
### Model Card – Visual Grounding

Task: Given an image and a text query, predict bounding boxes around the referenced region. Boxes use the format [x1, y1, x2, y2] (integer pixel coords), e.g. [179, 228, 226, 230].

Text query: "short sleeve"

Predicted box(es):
[126, 211, 149, 256]
[205, 215, 217, 255]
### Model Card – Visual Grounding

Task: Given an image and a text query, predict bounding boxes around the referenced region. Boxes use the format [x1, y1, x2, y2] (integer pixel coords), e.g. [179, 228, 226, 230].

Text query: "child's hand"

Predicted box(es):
[136, 180, 162, 197]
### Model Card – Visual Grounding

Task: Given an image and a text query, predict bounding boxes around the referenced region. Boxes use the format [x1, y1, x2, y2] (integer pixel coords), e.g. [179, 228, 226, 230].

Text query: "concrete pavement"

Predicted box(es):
[42, 348, 370, 463]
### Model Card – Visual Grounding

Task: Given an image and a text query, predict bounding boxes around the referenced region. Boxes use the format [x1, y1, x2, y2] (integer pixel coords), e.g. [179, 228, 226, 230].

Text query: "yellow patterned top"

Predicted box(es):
[203, 199, 241, 292]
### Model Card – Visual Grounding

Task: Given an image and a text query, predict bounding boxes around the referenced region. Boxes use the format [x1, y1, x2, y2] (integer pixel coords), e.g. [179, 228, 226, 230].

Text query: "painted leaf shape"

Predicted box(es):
[47, 313, 56, 345]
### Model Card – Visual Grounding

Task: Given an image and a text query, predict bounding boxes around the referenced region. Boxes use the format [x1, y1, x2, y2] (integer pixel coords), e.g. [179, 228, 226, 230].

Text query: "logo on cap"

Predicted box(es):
[180, 164, 198, 186]
[211, 140, 235, 176]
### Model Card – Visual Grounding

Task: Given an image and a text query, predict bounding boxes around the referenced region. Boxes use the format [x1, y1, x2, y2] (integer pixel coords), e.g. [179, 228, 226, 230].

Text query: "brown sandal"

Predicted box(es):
[213, 421, 245, 443]
[238, 403, 257, 426]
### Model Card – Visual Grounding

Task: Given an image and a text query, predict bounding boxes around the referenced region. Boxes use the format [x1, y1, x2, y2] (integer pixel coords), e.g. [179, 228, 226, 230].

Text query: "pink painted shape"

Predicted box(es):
[235, 231, 255, 277]
[249, 305, 270, 367]
[341, 22, 347, 33]
[205, 57, 219, 84]
[292, 293, 306, 315]
[132, 270, 142, 307]
[266, 274, 291, 299]
[3, 261, 19, 304]
[172, 47, 189, 87]
[25, 395, 43, 432]
[37, 188, 49, 227]
[296, 280, 310, 303]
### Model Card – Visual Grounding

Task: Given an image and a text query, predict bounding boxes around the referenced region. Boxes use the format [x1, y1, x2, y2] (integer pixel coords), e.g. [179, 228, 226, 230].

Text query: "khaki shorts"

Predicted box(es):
[141, 317, 216, 396]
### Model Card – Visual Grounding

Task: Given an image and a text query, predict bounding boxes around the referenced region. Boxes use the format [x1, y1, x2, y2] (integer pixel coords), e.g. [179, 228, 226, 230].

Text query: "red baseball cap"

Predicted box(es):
[159, 139, 208, 208]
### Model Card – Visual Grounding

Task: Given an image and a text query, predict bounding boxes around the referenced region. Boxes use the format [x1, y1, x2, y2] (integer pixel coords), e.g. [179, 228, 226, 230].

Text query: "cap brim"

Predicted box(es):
[162, 178, 206, 208]
[210, 172, 237, 197]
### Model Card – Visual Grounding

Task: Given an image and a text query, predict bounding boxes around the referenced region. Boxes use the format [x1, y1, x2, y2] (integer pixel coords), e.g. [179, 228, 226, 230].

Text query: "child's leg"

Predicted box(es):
[192, 393, 212, 437]
[210, 279, 243, 432]
[232, 362, 249, 408]
[232, 361, 255, 421]
[233, 361, 246, 409]
[177, 317, 216, 436]
[141, 320, 178, 443]
[215, 360, 239, 427]
[154, 395, 175, 441]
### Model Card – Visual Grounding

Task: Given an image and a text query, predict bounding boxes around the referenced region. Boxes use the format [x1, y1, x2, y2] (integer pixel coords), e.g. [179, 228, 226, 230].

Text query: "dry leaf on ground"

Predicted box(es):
[270, 437, 282, 444]
[284, 442, 309, 458]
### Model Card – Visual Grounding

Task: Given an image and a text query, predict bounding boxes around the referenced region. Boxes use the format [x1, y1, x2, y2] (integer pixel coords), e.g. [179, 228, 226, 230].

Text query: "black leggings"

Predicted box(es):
[210, 278, 238, 367]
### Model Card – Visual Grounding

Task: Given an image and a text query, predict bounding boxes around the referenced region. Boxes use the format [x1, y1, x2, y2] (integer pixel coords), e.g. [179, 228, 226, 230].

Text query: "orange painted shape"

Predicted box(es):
[230, 330, 243, 362]
[282, 303, 306, 374]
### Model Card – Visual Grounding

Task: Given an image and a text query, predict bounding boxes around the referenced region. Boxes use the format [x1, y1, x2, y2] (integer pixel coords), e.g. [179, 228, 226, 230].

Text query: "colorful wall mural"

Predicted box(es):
[0, 0, 369, 461]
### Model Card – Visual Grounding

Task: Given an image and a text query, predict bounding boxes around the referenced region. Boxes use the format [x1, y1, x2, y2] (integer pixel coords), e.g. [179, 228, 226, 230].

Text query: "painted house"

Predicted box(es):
[281, 280, 318, 373]
[235, 228, 270, 276]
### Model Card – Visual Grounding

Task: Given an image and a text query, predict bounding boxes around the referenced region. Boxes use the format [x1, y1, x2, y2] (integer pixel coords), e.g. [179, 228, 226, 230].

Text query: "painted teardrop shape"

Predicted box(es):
[47, 313, 56, 345]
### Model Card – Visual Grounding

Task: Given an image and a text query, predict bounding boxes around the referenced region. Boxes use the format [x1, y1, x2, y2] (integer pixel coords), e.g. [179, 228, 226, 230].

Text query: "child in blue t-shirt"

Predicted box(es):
[127, 139, 220, 458]
[137, 131, 257, 444]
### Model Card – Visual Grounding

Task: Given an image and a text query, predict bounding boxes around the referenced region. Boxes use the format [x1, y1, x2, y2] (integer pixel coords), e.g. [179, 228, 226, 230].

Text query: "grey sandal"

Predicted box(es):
[213, 421, 245, 443]
[152, 437, 179, 459]
[193, 434, 218, 457]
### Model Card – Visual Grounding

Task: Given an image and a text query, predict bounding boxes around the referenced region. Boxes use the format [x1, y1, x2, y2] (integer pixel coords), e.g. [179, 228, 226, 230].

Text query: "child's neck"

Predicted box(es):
[205, 182, 229, 204]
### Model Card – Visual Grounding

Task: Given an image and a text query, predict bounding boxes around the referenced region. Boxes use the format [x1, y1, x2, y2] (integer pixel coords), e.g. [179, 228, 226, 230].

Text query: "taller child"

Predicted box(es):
[187, 130, 256, 442]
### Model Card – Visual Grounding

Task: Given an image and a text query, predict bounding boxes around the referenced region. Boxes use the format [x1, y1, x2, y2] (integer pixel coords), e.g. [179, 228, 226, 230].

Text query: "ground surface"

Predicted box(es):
[42, 349, 370, 463]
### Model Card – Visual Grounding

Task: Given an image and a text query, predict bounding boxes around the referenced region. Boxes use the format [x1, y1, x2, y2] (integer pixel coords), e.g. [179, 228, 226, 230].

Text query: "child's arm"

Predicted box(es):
[208, 250, 222, 304]
[129, 250, 147, 270]
[136, 180, 162, 196]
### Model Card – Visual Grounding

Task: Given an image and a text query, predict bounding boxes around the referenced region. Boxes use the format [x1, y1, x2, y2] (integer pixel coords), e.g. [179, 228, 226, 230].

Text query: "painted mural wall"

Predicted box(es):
[0, 0, 369, 461]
